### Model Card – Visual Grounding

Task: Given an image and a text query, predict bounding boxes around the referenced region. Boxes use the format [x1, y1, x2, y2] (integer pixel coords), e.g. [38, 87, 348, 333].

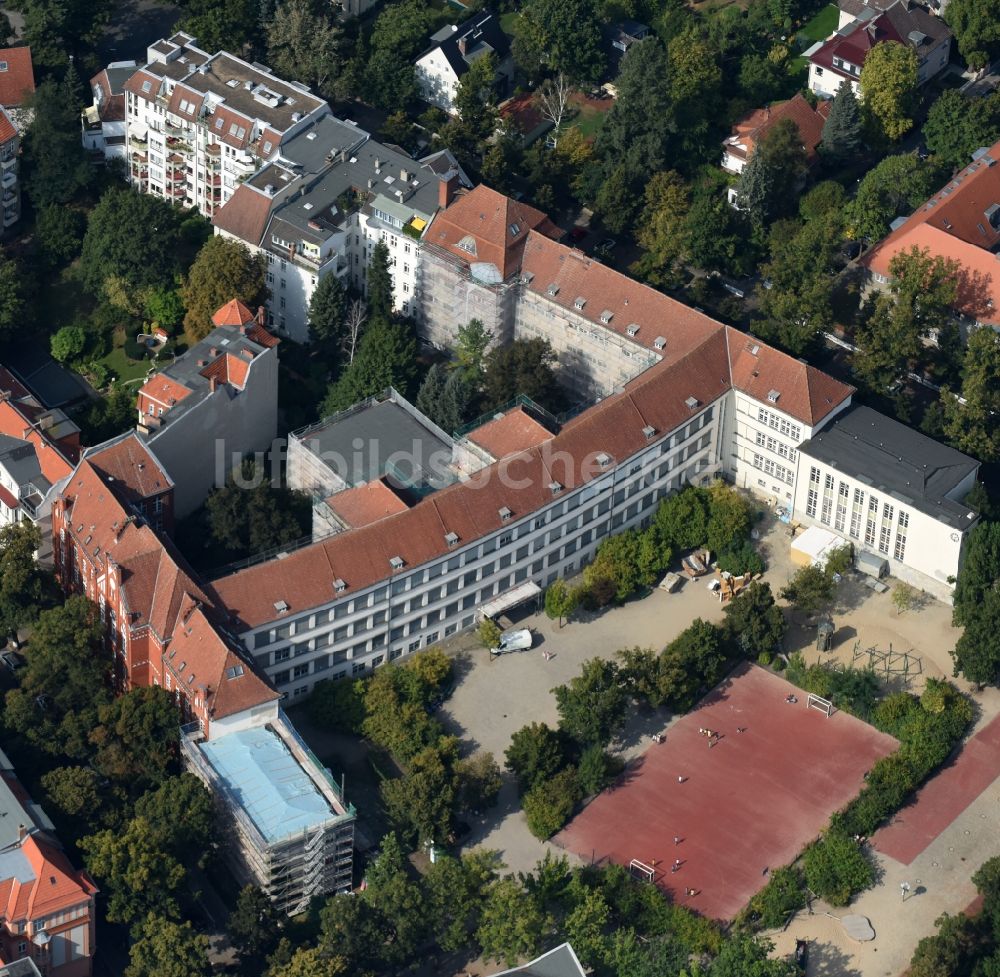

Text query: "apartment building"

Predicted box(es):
[721, 94, 829, 176]
[0, 748, 97, 977]
[213, 113, 468, 341]
[0, 47, 35, 235]
[135, 300, 280, 517]
[792, 406, 978, 597]
[123, 33, 327, 220]
[81, 61, 137, 163]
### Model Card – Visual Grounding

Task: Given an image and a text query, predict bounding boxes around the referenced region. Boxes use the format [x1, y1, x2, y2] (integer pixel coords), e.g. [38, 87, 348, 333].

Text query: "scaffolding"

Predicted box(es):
[851, 640, 923, 686]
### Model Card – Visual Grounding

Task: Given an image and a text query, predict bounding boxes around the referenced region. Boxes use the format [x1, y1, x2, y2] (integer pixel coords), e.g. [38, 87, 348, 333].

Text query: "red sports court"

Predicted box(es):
[554, 664, 897, 921]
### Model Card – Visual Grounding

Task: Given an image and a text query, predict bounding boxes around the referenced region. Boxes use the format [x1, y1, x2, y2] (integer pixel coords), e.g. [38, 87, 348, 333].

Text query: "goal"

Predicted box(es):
[807, 693, 834, 717]
[629, 859, 655, 883]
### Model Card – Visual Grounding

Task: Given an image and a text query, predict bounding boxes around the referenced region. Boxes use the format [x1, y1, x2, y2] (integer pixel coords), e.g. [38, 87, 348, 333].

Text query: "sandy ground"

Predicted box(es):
[438, 516, 1000, 976]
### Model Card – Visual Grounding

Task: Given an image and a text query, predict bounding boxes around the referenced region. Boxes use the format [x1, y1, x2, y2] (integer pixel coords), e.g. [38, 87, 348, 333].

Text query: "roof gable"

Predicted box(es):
[0, 48, 35, 107]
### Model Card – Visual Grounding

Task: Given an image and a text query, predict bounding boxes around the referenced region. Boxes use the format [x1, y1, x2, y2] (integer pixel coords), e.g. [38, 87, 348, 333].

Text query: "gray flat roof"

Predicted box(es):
[297, 399, 455, 490]
[797, 406, 979, 529]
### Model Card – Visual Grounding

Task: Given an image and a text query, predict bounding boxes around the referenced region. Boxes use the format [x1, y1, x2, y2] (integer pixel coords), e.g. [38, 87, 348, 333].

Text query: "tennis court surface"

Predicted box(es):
[873, 711, 1000, 865]
[554, 664, 897, 921]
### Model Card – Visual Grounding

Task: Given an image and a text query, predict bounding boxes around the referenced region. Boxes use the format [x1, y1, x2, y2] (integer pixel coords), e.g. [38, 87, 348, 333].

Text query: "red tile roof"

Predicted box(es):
[325, 479, 410, 529]
[138, 374, 193, 410]
[83, 433, 173, 505]
[0, 401, 74, 485]
[724, 94, 830, 166]
[426, 185, 559, 279]
[0, 833, 95, 925]
[123, 68, 161, 101]
[861, 139, 1000, 325]
[199, 352, 251, 390]
[213, 299, 256, 327]
[167, 82, 205, 121]
[209, 105, 253, 150]
[213, 185, 275, 246]
[467, 407, 554, 458]
[0, 106, 16, 145]
[0, 47, 34, 107]
[90, 68, 126, 123]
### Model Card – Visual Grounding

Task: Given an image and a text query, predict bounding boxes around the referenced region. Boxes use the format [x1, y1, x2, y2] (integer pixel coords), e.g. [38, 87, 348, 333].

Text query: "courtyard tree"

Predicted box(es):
[846, 154, 937, 243]
[476, 878, 550, 965]
[544, 578, 578, 627]
[182, 236, 267, 341]
[860, 41, 919, 141]
[455, 318, 495, 380]
[504, 722, 568, 792]
[455, 752, 503, 813]
[892, 582, 917, 615]
[366, 241, 394, 321]
[942, 327, 1000, 463]
[723, 582, 787, 658]
[953, 520, 1000, 625]
[944, 0, 1000, 70]
[481, 338, 560, 412]
[780, 564, 834, 617]
[308, 273, 348, 358]
[124, 913, 211, 977]
[803, 829, 874, 905]
[553, 658, 628, 746]
[952, 586, 1000, 686]
[633, 170, 690, 287]
[424, 851, 502, 953]
[265, 0, 344, 97]
[478, 617, 502, 651]
[0, 522, 56, 635]
[513, 0, 605, 84]
[923, 88, 1000, 173]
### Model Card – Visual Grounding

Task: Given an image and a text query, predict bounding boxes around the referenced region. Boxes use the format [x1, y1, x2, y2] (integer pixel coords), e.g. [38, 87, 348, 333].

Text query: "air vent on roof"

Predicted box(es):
[596, 452, 612, 468]
[333, 578, 347, 593]
[306, 132, 317, 140]
[389, 555, 405, 571]
[226, 78, 240, 88]
[600, 310, 613, 324]
[273, 599, 289, 614]
[642, 425, 656, 440]
[549, 481, 563, 495]
[685, 396, 699, 410]
[767, 389, 780, 403]
[574, 297, 586, 310]
[499, 506, 512, 522]
[626, 323, 640, 337]
[653, 336, 666, 350]
[445, 531, 459, 547]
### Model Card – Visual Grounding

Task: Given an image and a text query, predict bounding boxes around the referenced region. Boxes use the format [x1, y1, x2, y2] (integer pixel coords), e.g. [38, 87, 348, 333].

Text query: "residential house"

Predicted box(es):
[721, 94, 830, 175]
[793, 405, 979, 592]
[81, 61, 137, 163]
[415, 13, 513, 116]
[122, 33, 328, 219]
[0, 748, 97, 977]
[807, 0, 951, 99]
[837, 0, 905, 28]
[0, 47, 34, 234]
[609, 20, 650, 59]
[213, 113, 468, 341]
[860, 139, 1000, 326]
[135, 300, 280, 517]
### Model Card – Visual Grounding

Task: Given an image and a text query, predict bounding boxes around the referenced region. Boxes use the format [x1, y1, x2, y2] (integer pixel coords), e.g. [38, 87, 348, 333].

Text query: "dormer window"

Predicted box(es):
[226, 664, 244, 679]
[457, 235, 477, 255]
[574, 297, 586, 310]
[685, 396, 699, 410]
[273, 599, 289, 614]
[653, 336, 666, 350]
[333, 578, 347, 593]
[499, 506, 512, 522]
[445, 531, 459, 547]
[509, 222, 521, 236]
[767, 389, 780, 403]
[389, 555, 405, 571]
[642, 425, 656, 440]
[600, 310, 613, 324]
[626, 323, 640, 337]
[596, 452, 612, 468]
[549, 481, 563, 495]
[547, 283, 559, 297]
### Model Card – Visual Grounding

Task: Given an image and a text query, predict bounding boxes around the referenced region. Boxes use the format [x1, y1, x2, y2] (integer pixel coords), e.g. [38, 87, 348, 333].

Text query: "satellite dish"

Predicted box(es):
[470, 262, 502, 285]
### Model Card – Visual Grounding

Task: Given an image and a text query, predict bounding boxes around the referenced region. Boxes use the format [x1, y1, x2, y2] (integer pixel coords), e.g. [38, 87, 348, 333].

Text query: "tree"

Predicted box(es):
[658, 620, 729, 710]
[860, 41, 919, 141]
[476, 878, 549, 965]
[481, 338, 560, 411]
[553, 658, 627, 747]
[340, 298, 367, 365]
[0, 522, 55, 636]
[953, 520, 1000, 625]
[803, 829, 874, 905]
[710, 933, 800, 977]
[745, 866, 806, 930]
[12, 0, 113, 68]
[125, 913, 211, 977]
[924, 89, 1000, 174]
[653, 487, 710, 551]
[80, 189, 183, 300]
[320, 318, 418, 413]
[144, 287, 185, 332]
[538, 74, 572, 145]
[723, 582, 786, 658]
[309, 273, 348, 356]
[456, 751, 503, 813]
[633, 170, 690, 287]
[706, 481, 753, 554]
[544, 579, 578, 627]
[478, 617, 503, 651]
[41, 766, 102, 821]
[908, 912, 984, 977]
[514, 0, 605, 84]
[268, 947, 348, 977]
[22, 76, 95, 206]
[363, 48, 419, 112]
[228, 884, 282, 964]
[36, 204, 86, 266]
[50, 325, 86, 364]
[134, 773, 215, 857]
[943, 328, 1000, 462]
[80, 817, 187, 924]
[453, 53, 499, 143]
[416, 364, 472, 434]
[90, 687, 180, 790]
[359, 833, 427, 964]
[425, 852, 500, 953]
[381, 741, 459, 845]
[266, 0, 343, 96]
[847, 154, 937, 242]
[780, 564, 834, 616]
[504, 722, 567, 792]
[565, 887, 611, 969]
[892, 582, 917, 615]
[945, 0, 1000, 70]
[584, 529, 665, 603]
[306, 677, 365, 733]
[953, 587, 1000, 685]
[455, 318, 494, 379]
[685, 191, 755, 275]
[182, 236, 266, 341]
[366, 241, 394, 321]
[177, 0, 260, 53]
[821, 82, 863, 160]
[737, 118, 808, 228]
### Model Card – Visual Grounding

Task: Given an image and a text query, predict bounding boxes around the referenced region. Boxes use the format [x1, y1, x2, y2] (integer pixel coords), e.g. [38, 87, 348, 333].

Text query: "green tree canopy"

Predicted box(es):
[266, 0, 344, 97]
[953, 519, 1000, 625]
[821, 81, 863, 160]
[737, 118, 808, 228]
[942, 327, 1000, 462]
[633, 170, 690, 288]
[723, 582, 787, 658]
[13, 0, 114, 68]
[847, 154, 938, 242]
[181, 236, 266, 341]
[177, 0, 261, 53]
[924, 89, 1000, 174]
[476, 878, 550, 965]
[0, 522, 56, 635]
[953, 586, 1000, 685]
[860, 41, 919, 141]
[481, 337, 560, 411]
[514, 0, 606, 84]
[658, 619, 729, 710]
[366, 240, 394, 321]
[523, 766, 580, 839]
[380, 740, 460, 845]
[133, 773, 215, 858]
[453, 52, 500, 143]
[50, 325, 86, 364]
[229, 884, 282, 964]
[504, 722, 568, 792]
[308, 273, 348, 357]
[780, 563, 834, 616]
[944, 0, 1000, 69]
[553, 658, 628, 747]
[124, 913, 211, 977]
[803, 829, 874, 905]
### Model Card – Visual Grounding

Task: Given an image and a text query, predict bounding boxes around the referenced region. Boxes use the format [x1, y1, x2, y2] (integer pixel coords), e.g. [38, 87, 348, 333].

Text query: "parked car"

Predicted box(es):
[490, 628, 534, 655]
[0, 651, 24, 674]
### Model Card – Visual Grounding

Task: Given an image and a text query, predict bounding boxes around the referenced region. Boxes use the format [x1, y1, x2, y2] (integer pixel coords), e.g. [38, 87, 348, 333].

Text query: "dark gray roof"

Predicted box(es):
[487, 943, 586, 977]
[838, 0, 897, 17]
[0, 959, 42, 977]
[105, 62, 138, 94]
[417, 11, 511, 78]
[0, 433, 43, 488]
[4, 347, 90, 408]
[797, 405, 979, 529]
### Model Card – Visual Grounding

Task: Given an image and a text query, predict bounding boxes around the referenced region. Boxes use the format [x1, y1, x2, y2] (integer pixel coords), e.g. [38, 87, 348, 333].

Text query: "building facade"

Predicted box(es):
[123, 33, 327, 220]
[0, 47, 34, 236]
[81, 62, 137, 163]
[135, 300, 280, 517]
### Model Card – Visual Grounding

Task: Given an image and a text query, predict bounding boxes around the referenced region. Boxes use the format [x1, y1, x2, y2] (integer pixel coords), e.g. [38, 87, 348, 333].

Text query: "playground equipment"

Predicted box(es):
[851, 640, 923, 685]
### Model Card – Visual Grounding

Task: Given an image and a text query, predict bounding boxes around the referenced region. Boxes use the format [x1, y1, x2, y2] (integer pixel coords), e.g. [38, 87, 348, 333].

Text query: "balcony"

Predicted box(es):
[131, 151, 148, 164]
[205, 143, 221, 157]
[169, 184, 186, 198]
[166, 135, 193, 154]
[1, 155, 16, 170]
[128, 134, 148, 150]
[167, 168, 186, 182]
[3, 209, 18, 227]
[2, 171, 16, 189]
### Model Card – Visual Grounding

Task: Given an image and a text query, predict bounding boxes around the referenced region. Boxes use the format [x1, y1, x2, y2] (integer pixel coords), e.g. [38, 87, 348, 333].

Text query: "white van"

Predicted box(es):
[490, 628, 533, 655]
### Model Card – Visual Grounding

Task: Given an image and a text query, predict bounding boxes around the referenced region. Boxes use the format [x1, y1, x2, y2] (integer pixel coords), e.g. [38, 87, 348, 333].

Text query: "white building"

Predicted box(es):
[122, 33, 328, 221]
[792, 405, 979, 597]
[415, 13, 513, 116]
[213, 113, 468, 342]
[81, 61, 137, 163]
[135, 300, 280, 517]
[0, 47, 35, 236]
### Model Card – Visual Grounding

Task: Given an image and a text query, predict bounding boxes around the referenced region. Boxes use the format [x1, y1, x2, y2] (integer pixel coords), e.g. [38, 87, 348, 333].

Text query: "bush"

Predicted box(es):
[743, 866, 806, 930]
[581, 576, 617, 610]
[803, 829, 874, 906]
[717, 540, 765, 576]
[306, 677, 365, 733]
[505, 722, 568, 793]
[123, 335, 148, 361]
[478, 618, 502, 649]
[523, 767, 580, 839]
[50, 325, 87, 364]
[757, 651, 772, 667]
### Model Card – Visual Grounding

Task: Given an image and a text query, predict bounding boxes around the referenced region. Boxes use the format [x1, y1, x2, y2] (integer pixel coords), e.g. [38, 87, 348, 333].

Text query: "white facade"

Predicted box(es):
[809, 65, 861, 100]
[416, 47, 461, 114]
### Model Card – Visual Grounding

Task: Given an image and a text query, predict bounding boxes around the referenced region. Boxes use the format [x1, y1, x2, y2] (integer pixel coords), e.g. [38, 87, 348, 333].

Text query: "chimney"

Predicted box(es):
[458, 36, 468, 56]
[256, 305, 266, 327]
[209, 347, 218, 357]
[17, 824, 26, 842]
[209, 378, 217, 393]
[439, 172, 459, 209]
[400, 167, 410, 182]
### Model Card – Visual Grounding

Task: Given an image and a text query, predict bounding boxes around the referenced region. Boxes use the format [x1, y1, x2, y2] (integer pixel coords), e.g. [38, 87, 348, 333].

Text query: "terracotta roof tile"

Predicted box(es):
[166, 82, 205, 121]
[725, 94, 830, 166]
[325, 479, 410, 529]
[0, 401, 74, 485]
[0, 47, 34, 107]
[84, 433, 172, 504]
[208, 104, 253, 149]
[124, 68, 161, 101]
[1, 835, 94, 923]
[0, 106, 16, 144]
[138, 374, 193, 409]
[212, 184, 274, 245]
[200, 352, 251, 390]
[212, 298, 256, 327]
[466, 407, 554, 458]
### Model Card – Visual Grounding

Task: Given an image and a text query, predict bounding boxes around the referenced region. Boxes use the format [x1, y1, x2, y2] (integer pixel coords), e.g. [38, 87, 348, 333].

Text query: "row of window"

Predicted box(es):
[757, 407, 801, 442]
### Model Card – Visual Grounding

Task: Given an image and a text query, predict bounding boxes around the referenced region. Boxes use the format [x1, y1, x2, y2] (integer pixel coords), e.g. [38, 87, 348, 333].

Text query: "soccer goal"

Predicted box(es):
[629, 859, 655, 883]
[807, 693, 834, 717]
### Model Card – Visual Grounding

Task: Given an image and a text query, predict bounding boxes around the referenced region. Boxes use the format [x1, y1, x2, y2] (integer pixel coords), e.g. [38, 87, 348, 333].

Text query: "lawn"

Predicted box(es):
[499, 10, 519, 36]
[97, 341, 153, 385]
[566, 93, 612, 142]
[798, 3, 839, 45]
